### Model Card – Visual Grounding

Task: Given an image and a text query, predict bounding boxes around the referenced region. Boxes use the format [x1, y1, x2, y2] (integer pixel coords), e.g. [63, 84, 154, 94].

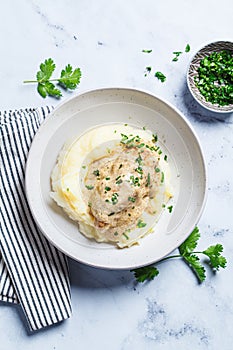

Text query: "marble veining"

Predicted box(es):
[139, 298, 210, 345]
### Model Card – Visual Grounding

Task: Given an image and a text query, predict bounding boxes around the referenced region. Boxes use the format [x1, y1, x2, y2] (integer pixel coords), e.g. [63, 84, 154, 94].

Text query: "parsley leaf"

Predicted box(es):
[58, 64, 82, 90]
[202, 244, 227, 270]
[179, 226, 200, 255]
[183, 254, 206, 282]
[36, 58, 56, 82]
[131, 266, 159, 282]
[37, 82, 62, 99]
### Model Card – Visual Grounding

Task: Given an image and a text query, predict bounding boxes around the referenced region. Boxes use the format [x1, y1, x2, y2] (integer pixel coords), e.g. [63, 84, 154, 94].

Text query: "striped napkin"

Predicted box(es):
[0, 107, 72, 331]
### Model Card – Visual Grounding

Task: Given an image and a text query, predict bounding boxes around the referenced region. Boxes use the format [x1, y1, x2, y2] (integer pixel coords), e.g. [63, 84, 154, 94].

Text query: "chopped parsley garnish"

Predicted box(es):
[123, 232, 129, 240]
[126, 136, 136, 144]
[137, 143, 145, 148]
[85, 185, 94, 190]
[93, 169, 100, 176]
[137, 219, 147, 228]
[120, 133, 128, 143]
[194, 50, 233, 106]
[155, 167, 160, 173]
[147, 144, 158, 152]
[105, 186, 111, 191]
[130, 175, 140, 187]
[142, 49, 152, 53]
[162, 203, 166, 208]
[114, 231, 118, 236]
[108, 212, 115, 216]
[136, 154, 143, 166]
[116, 179, 123, 185]
[164, 154, 168, 161]
[144, 66, 152, 76]
[88, 202, 92, 207]
[143, 126, 146, 130]
[135, 167, 143, 174]
[155, 71, 166, 82]
[119, 164, 123, 169]
[120, 133, 141, 148]
[146, 173, 151, 187]
[167, 205, 173, 213]
[161, 172, 165, 183]
[111, 193, 119, 205]
[105, 177, 110, 180]
[115, 175, 123, 185]
[172, 51, 183, 62]
[66, 188, 69, 192]
[152, 134, 158, 143]
[185, 44, 191, 53]
[82, 165, 86, 169]
[128, 196, 136, 202]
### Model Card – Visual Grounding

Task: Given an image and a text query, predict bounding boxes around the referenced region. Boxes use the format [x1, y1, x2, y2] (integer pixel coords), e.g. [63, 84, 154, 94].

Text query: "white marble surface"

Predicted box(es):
[0, 0, 233, 349]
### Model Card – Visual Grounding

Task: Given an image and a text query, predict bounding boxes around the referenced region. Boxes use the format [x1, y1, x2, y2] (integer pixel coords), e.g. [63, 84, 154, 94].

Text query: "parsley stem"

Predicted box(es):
[23, 80, 38, 83]
[158, 254, 181, 262]
[23, 78, 60, 83]
[157, 251, 205, 263]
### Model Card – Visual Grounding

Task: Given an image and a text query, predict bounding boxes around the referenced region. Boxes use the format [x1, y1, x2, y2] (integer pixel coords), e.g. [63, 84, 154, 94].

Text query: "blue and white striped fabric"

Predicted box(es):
[0, 107, 72, 331]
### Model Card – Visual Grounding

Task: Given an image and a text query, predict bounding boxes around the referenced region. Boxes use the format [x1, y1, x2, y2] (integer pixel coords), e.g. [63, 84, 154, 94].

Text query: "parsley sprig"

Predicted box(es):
[131, 227, 227, 283]
[23, 58, 82, 98]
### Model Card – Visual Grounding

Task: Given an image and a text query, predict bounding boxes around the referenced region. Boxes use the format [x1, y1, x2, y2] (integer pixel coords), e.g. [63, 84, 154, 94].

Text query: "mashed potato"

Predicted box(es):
[50, 124, 172, 248]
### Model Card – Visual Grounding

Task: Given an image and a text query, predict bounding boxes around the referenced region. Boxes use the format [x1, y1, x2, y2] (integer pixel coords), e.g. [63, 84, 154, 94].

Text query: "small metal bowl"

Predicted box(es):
[187, 40, 233, 113]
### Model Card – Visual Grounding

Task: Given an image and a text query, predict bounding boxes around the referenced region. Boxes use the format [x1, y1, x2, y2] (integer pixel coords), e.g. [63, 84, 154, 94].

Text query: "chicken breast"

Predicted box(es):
[83, 140, 162, 242]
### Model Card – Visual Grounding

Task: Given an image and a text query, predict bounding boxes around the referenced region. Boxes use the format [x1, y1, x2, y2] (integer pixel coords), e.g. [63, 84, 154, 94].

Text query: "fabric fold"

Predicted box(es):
[0, 107, 72, 331]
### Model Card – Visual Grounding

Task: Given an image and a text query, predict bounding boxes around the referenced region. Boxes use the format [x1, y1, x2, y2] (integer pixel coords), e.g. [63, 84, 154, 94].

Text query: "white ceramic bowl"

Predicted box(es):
[25, 88, 207, 269]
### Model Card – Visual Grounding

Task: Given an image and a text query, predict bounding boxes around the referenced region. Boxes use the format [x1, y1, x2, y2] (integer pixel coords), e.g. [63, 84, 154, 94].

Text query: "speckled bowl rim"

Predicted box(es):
[187, 40, 233, 113]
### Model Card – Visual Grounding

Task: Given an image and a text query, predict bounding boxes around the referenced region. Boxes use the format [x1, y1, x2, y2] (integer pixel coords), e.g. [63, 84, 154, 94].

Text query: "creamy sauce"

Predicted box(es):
[82, 137, 162, 241]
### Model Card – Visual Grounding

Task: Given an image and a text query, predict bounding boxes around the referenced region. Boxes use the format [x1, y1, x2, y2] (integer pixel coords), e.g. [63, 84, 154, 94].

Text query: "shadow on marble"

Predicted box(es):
[0, 300, 65, 336]
[68, 258, 135, 290]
